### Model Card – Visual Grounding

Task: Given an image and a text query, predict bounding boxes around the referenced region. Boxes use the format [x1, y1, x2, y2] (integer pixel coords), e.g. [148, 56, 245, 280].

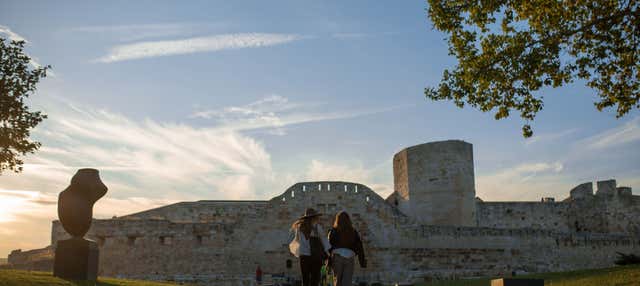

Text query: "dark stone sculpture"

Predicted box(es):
[53, 168, 107, 281]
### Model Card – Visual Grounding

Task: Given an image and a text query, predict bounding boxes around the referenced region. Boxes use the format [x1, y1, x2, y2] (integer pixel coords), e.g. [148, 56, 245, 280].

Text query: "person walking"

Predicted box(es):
[328, 211, 366, 286]
[255, 265, 263, 285]
[289, 208, 331, 286]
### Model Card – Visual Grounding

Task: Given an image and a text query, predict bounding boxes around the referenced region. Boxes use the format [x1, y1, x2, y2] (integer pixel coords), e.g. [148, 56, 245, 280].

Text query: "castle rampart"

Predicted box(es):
[47, 179, 639, 284]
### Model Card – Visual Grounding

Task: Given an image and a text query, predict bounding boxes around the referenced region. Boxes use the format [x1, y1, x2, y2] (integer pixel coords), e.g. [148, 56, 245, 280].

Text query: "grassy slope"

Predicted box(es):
[0, 270, 180, 286]
[421, 265, 640, 286]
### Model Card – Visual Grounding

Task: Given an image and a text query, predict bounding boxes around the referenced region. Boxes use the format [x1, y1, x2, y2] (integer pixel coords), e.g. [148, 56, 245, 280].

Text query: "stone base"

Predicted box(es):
[53, 237, 99, 280]
[491, 278, 544, 286]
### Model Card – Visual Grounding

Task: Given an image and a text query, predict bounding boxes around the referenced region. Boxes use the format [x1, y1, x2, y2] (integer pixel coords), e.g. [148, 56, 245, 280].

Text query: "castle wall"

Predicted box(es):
[374, 226, 639, 281]
[51, 215, 640, 285]
[393, 140, 476, 226]
[565, 194, 640, 234]
[50, 182, 411, 284]
[476, 202, 570, 231]
[6, 246, 54, 271]
[120, 201, 270, 223]
[48, 181, 640, 285]
[476, 180, 640, 235]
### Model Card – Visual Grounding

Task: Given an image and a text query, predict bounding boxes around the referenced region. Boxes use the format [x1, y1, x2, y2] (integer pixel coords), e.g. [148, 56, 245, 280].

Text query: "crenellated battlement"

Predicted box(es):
[568, 179, 636, 201]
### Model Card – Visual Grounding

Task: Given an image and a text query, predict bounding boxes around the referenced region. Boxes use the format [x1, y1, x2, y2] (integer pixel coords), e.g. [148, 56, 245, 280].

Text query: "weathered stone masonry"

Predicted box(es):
[40, 140, 640, 284]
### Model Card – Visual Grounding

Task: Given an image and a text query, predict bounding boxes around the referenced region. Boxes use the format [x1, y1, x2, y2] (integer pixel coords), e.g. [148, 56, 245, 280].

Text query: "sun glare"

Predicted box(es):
[0, 190, 39, 223]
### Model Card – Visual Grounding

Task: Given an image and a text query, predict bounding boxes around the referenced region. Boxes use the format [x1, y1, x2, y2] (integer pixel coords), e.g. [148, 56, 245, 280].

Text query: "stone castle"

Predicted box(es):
[8, 140, 640, 284]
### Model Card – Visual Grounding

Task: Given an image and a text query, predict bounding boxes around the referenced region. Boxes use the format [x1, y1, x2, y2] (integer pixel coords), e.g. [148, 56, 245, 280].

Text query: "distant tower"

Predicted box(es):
[393, 140, 476, 226]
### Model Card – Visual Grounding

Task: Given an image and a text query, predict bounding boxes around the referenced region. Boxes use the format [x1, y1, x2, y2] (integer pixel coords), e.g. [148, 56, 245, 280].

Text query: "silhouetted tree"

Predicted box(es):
[0, 38, 49, 173]
[425, 0, 639, 137]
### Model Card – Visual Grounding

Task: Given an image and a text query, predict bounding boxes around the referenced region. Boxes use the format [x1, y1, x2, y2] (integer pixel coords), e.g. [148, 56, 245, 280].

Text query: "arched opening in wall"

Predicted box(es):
[303, 185, 306, 192]
[355, 185, 359, 193]
[127, 236, 136, 246]
[318, 184, 322, 191]
[196, 235, 203, 245]
[344, 185, 348, 192]
[291, 190, 295, 198]
[286, 259, 292, 269]
[327, 184, 331, 191]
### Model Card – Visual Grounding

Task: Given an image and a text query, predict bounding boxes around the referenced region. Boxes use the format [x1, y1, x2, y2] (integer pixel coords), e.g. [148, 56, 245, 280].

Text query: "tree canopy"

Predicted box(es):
[0, 38, 49, 173]
[425, 0, 639, 137]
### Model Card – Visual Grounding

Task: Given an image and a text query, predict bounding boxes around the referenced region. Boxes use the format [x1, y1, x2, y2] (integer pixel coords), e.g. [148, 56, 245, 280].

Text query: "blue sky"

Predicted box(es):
[0, 1, 638, 257]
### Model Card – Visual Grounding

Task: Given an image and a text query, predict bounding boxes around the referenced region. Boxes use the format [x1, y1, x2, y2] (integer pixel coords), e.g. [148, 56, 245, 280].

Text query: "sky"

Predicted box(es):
[0, 0, 638, 258]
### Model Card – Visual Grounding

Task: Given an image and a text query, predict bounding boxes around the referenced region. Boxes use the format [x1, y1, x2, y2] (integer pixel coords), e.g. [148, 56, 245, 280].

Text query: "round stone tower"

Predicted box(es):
[392, 140, 476, 226]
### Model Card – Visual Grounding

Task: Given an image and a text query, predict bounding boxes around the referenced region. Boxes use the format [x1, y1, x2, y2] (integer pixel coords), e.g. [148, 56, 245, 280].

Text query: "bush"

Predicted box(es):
[614, 252, 640, 265]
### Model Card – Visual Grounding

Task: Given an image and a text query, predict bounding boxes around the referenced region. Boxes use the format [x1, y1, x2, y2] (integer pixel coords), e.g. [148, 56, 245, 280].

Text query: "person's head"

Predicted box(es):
[333, 211, 353, 231]
[333, 211, 356, 243]
[292, 208, 322, 237]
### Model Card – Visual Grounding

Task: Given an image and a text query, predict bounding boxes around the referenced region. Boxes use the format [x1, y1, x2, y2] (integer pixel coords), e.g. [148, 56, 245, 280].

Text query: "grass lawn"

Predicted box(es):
[420, 265, 640, 286]
[0, 270, 183, 286]
[1, 266, 639, 286]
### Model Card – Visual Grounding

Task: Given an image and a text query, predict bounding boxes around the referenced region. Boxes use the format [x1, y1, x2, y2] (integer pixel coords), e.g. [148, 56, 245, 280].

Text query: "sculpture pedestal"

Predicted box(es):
[53, 237, 99, 281]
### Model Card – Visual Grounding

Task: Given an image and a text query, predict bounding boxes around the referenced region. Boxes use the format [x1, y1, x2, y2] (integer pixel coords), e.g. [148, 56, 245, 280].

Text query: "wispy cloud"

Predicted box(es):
[94, 33, 304, 63]
[71, 23, 223, 42]
[476, 161, 568, 201]
[192, 95, 402, 135]
[0, 25, 27, 42]
[0, 97, 287, 201]
[0, 25, 52, 75]
[581, 117, 640, 150]
[525, 128, 578, 146]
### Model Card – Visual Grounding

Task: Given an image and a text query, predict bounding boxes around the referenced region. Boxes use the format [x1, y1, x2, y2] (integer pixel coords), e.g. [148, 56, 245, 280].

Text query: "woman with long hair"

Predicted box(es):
[289, 208, 331, 286]
[328, 211, 366, 286]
